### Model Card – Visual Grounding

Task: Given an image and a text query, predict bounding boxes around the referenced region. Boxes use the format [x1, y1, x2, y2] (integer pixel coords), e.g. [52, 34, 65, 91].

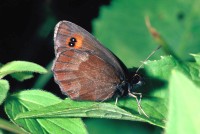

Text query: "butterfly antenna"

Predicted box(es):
[135, 45, 161, 73]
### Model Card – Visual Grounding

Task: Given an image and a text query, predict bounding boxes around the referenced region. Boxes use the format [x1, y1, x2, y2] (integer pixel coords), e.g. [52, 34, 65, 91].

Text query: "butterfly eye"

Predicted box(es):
[68, 37, 77, 47]
[132, 74, 143, 85]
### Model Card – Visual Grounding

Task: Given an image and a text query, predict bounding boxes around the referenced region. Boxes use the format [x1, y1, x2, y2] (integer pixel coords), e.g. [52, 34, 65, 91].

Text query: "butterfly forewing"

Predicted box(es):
[52, 21, 126, 101]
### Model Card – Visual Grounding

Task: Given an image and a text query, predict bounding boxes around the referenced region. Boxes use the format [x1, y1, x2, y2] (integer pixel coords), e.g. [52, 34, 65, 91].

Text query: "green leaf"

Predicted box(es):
[11, 72, 34, 81]
[4, 90, 87, 134]
[143, 56, 180, 103]
[16, 97, 166, 128]
[144, 55, 200, 98]
[190, 53, 200, 65]
[0, 118, 27, 134]
[145, 56, 180, 80]
[84, 119, 153, 134]
[186, 62, 200, 86]
[0, 79, 9, 105]
[93, 0, 200, 67]
[166, 70, 200, 134]
[0, 61, 47, 80]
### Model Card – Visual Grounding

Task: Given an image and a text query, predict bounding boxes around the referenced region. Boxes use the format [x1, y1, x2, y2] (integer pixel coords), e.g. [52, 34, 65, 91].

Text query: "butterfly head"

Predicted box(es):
[129, 73, 144, 91]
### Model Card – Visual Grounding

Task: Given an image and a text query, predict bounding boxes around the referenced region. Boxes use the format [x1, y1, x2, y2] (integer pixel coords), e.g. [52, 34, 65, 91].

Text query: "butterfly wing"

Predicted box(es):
[52, 21, 127, 101]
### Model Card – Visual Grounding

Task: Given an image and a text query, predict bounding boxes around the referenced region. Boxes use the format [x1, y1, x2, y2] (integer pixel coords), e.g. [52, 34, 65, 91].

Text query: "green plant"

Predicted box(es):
[1, 0, 200, 134]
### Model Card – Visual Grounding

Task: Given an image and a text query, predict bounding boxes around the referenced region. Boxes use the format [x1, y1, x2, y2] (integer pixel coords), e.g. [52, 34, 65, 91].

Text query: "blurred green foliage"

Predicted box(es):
[93, 0, 200, 67]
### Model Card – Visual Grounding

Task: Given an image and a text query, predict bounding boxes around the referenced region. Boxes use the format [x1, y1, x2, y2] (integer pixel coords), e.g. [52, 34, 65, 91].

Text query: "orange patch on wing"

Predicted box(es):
[66, 34, 83, 49]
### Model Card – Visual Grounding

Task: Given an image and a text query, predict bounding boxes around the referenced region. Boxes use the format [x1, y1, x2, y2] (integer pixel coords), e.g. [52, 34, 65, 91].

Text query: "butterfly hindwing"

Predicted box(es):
[52, 21, 126, 101]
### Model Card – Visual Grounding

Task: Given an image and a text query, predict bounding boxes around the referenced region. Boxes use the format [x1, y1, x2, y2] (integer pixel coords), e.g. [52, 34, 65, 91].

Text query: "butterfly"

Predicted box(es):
[52, 21, 150, 117]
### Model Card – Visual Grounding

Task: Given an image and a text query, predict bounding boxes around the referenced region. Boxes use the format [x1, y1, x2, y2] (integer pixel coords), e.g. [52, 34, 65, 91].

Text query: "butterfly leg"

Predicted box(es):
[115, 96, 119, 105]
[128, 91, 149, 118]
[131, 92, 142, 104]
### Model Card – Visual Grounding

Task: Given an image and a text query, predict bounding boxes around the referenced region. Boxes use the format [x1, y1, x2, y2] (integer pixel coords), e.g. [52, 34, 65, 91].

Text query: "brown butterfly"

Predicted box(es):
[52, 21, 150, 117]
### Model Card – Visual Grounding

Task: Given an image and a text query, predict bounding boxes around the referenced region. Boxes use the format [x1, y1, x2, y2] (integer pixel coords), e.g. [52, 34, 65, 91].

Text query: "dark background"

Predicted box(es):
[0, 0, 158, 133]
[0, 0, 110, 90]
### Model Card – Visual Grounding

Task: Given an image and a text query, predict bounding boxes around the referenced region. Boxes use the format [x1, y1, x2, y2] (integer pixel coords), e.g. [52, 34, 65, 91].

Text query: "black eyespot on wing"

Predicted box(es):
[68, 37, 77, 47]
[70, 37, 77, 42]
[68, 42, 75, 47]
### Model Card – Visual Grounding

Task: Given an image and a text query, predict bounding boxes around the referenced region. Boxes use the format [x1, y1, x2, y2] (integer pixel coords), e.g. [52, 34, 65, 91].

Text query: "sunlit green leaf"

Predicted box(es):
[166, 70, 200, 134]
[4, 90, 87, 134]
[16, 98, 165, 128]
[0, 61, 47, 80]
[0, 79, 9, 105]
